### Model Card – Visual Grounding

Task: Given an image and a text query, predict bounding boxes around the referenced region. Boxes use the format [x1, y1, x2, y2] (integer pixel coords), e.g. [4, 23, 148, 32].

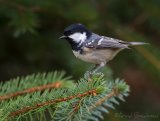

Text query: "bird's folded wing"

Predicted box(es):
[85, 36, 129, 49]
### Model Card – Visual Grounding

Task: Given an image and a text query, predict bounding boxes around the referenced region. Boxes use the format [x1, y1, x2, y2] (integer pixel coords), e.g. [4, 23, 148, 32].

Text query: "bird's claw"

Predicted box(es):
[84, 71, 94, 81]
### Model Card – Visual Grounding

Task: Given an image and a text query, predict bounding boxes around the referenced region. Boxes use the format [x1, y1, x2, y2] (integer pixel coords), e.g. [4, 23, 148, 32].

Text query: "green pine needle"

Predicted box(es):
[0, 71, 129, 121]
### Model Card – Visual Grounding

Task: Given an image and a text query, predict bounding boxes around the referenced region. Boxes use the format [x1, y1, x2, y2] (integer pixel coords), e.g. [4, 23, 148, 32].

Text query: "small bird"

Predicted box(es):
[60, 23, 147, 74]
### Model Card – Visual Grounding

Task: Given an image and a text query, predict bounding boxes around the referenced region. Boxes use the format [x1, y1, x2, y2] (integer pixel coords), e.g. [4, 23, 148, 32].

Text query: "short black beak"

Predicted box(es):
[59, 35, 67, 39]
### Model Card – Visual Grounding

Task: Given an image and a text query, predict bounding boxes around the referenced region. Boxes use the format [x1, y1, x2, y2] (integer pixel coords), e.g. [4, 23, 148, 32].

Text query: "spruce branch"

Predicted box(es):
[0, 81, 63, 101]
[0, 71, 72, 96]
[89, 88, 116, 111]
[10, 89, 97, 117]
[0, 72, 129, 121]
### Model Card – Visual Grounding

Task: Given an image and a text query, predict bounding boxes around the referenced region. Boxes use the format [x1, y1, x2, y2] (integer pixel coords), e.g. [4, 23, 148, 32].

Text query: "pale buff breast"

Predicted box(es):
[72, 49, 123, 64]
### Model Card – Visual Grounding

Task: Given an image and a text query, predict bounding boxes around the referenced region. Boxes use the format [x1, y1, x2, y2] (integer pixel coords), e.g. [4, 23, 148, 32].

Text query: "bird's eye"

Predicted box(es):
[64, 30, 74, 36]
[70, 31, 74, 34]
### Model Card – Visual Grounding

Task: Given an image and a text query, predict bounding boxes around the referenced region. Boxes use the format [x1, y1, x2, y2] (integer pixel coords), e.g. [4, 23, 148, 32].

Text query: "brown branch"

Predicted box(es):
[68, 98, 84, 120]
[9, 89, 97, 117]
[127, 13, 148, 28]
[0, 0, 43, 13]
[134, 46, 160, 70]
[115, 29, 160, 70]
[89, 88, 118, 111]
[71, 98, 84, 112]
[0, 81, 62, 101]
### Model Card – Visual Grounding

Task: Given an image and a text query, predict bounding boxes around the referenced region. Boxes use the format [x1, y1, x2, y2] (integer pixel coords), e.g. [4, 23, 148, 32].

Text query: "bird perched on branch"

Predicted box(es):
[60, 23, 147, 74]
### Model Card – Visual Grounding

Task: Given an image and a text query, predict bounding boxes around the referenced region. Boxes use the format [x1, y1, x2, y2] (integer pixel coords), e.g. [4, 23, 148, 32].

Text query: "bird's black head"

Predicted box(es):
[63, 23, 91, 37]
[59, 23, 91, 44]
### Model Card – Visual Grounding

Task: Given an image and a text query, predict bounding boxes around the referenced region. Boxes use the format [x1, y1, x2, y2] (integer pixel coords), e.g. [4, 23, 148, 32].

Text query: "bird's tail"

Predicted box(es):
[129, 42, 148, 46]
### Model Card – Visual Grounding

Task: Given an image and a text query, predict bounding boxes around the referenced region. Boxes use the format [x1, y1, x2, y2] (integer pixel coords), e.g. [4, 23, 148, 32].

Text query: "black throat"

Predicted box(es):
[66, 38, 82, 51]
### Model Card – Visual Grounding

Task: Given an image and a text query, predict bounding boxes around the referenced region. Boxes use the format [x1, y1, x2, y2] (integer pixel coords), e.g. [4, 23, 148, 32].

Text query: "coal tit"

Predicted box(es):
[60, 23, 147, 73]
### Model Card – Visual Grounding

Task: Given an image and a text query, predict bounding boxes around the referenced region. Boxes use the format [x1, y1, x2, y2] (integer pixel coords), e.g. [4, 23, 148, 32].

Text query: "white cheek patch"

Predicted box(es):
[69, 32, 87, 43]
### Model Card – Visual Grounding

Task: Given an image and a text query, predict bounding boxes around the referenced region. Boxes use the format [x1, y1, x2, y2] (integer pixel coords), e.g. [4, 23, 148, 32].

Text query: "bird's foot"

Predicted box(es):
[94, 72, 104, 76]
[84, 71, 94, 82]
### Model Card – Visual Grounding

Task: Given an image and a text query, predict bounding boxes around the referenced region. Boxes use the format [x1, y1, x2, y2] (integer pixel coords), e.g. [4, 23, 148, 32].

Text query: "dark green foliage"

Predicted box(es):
[0, 0, 159, 121]
[0, 0, 159, 80]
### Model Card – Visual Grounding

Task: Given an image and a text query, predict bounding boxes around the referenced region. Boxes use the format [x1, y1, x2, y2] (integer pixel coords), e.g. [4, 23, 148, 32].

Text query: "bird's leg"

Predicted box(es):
[92, 62, 106, 74]
[88, 64, 99, 78]
[86, 62, 106, 79]
[84, 64, 98, 80]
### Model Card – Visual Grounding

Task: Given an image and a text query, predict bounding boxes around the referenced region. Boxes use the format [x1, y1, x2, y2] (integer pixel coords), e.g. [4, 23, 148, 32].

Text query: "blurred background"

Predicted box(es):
[0, 0, 160, 121]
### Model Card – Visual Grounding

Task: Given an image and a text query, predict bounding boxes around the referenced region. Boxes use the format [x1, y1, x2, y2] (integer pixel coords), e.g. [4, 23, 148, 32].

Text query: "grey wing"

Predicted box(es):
[85, 36, 130, 49]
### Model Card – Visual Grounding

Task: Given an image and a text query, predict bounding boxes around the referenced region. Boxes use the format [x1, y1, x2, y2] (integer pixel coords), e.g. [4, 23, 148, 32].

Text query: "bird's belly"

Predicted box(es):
[72, 49, 122, 64]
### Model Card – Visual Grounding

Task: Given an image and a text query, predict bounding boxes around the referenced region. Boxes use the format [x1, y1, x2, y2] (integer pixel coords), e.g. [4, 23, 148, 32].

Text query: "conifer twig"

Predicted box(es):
[0, 81, 62, 101]
[89, 88, 118, 110]
[9, 89, 97, 118]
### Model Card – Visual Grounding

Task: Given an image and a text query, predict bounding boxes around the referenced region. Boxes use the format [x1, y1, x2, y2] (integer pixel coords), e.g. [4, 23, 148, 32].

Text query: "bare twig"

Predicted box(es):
[0, 0, 43, 12]
[128, 13, 148, 28]
[116, 29, 160, 70]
